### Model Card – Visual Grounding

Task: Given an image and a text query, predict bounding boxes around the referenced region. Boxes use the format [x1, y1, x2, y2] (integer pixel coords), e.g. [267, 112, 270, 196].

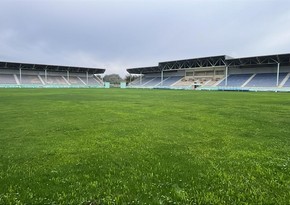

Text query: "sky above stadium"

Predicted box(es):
[1, 0, 290, 76]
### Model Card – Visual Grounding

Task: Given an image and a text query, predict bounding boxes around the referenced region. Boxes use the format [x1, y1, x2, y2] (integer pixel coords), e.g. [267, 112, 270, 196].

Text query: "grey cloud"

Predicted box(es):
[0, 0, 290, 76]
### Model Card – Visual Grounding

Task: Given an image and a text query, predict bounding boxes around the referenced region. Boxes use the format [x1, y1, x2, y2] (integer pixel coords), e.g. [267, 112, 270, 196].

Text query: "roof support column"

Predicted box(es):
[67, 70, 70, 82]
[86, 71, 89, 85]
[161, 69, 164, 86]
[45, 69, 47, 83]
[276, 63, 280, 87]
[225, 65, 228, 86]
[19, 68, 22, 84]
[140, 72, 142, 85]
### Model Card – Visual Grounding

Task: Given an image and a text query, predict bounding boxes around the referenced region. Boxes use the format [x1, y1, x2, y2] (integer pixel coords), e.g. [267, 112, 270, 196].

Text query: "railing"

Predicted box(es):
[198, 86, 290, 92]
[127, 85, 193, 90]
[0, 84, 105, 88]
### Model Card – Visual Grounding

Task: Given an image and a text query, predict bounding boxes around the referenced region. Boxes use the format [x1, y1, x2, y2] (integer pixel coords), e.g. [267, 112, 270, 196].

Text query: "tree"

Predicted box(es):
[103, 74, 123, 84]
[124, 75, 139, 84]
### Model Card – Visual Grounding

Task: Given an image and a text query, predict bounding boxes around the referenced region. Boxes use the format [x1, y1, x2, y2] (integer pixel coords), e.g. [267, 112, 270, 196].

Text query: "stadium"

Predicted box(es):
[127, 53, 290, 92]
[1, 0, 290, 204]
[2, 53, 290, 92]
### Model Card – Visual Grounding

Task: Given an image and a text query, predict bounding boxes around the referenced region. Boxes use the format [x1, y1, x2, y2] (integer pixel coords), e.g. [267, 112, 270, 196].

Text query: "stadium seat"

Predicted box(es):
[17, 75, 42, 84]
[245, 73, 287, 87]
[159, 76, 183, 86]
[0, 74, 17, 84]
[218, 74, 252, 87]
[283, 77, 290, 87]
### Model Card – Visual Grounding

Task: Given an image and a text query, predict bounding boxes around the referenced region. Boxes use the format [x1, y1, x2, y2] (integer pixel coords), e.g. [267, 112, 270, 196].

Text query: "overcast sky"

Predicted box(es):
[1, 0, 290, 76]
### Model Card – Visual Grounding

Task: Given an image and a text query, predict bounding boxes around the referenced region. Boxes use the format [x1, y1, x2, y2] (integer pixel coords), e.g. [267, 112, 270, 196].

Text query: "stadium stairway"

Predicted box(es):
[145, 77, 163, 86]
[14, 74, 20, 85]
[214, 76, 226, 86]
[159, 76, 183, 86]
[241, 74, 256, 87]
[141, 77, 157, 86]
[279, 73, 290, 87]
[77, 76, 87, 85]
[62, 76, 71, 85]
[38, 75, 46, 85]
[282, 73, 290, 87]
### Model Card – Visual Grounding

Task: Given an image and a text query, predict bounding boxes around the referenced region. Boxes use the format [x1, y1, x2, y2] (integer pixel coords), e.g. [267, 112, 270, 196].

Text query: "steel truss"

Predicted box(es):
[127, 53, 290, 74]
[0, 61, 105, 74]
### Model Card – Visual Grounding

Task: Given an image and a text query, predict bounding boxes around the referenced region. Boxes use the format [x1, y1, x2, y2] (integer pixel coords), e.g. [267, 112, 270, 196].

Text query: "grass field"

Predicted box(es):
[0, 88, 289, 204]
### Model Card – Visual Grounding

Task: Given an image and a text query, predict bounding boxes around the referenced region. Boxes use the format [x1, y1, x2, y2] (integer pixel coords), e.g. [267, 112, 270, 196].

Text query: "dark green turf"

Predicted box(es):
[0, 88, 289, 204]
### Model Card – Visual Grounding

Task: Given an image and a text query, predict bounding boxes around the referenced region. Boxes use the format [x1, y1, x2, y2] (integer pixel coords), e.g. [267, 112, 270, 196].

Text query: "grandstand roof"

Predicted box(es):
[159, 55, 231, 70]
[127, 53, 290, 74]
[0, 61, 105, 74]
[125, 66, 160, 74]
[226, 53, 290, 67]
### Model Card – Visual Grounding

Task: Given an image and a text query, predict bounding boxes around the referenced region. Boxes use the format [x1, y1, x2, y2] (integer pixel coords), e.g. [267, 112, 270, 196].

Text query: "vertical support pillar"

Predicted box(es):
[276, 63, 280, 87]
[225, 65, 228, 86]
[67, 70, 70, 82]
[45, 69, 47, 83]
[213, 68, 216, 80]
[140, 72, 142, 85]
[19, 68, 22, 84]
[161, 69, 164, 86]
[86, 71, 89, 85]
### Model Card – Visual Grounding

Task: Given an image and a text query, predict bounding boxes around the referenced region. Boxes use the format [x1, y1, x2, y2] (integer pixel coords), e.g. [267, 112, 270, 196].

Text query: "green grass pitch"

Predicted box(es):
[0, 88, 289, 204]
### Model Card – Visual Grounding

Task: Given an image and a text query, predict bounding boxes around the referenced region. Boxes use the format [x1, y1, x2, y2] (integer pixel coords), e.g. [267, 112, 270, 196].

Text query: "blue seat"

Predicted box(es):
[246, 73, 287, 87]
[160, 76, 183, 86]
[283, 76, 290, 87]
[218, 74, 252, 87]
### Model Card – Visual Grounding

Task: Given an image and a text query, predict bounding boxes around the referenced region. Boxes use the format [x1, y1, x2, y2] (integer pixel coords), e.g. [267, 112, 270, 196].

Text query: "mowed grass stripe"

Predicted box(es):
[0, 89, 289, 204]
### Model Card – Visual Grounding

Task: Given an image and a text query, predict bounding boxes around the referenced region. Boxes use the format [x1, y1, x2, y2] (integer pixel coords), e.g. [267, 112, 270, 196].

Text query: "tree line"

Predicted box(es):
[102, 74, 139, 84]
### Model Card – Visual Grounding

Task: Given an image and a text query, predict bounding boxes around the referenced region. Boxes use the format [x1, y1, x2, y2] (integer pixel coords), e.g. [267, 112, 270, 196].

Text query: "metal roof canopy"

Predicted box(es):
[159, 55, 231, 70]
[226, 53, 290, 67]
[126, 66, 160, 74]
[127, 56, 230, 74]
[127, 53, 290, 74]
[0, 61, 105, 74]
